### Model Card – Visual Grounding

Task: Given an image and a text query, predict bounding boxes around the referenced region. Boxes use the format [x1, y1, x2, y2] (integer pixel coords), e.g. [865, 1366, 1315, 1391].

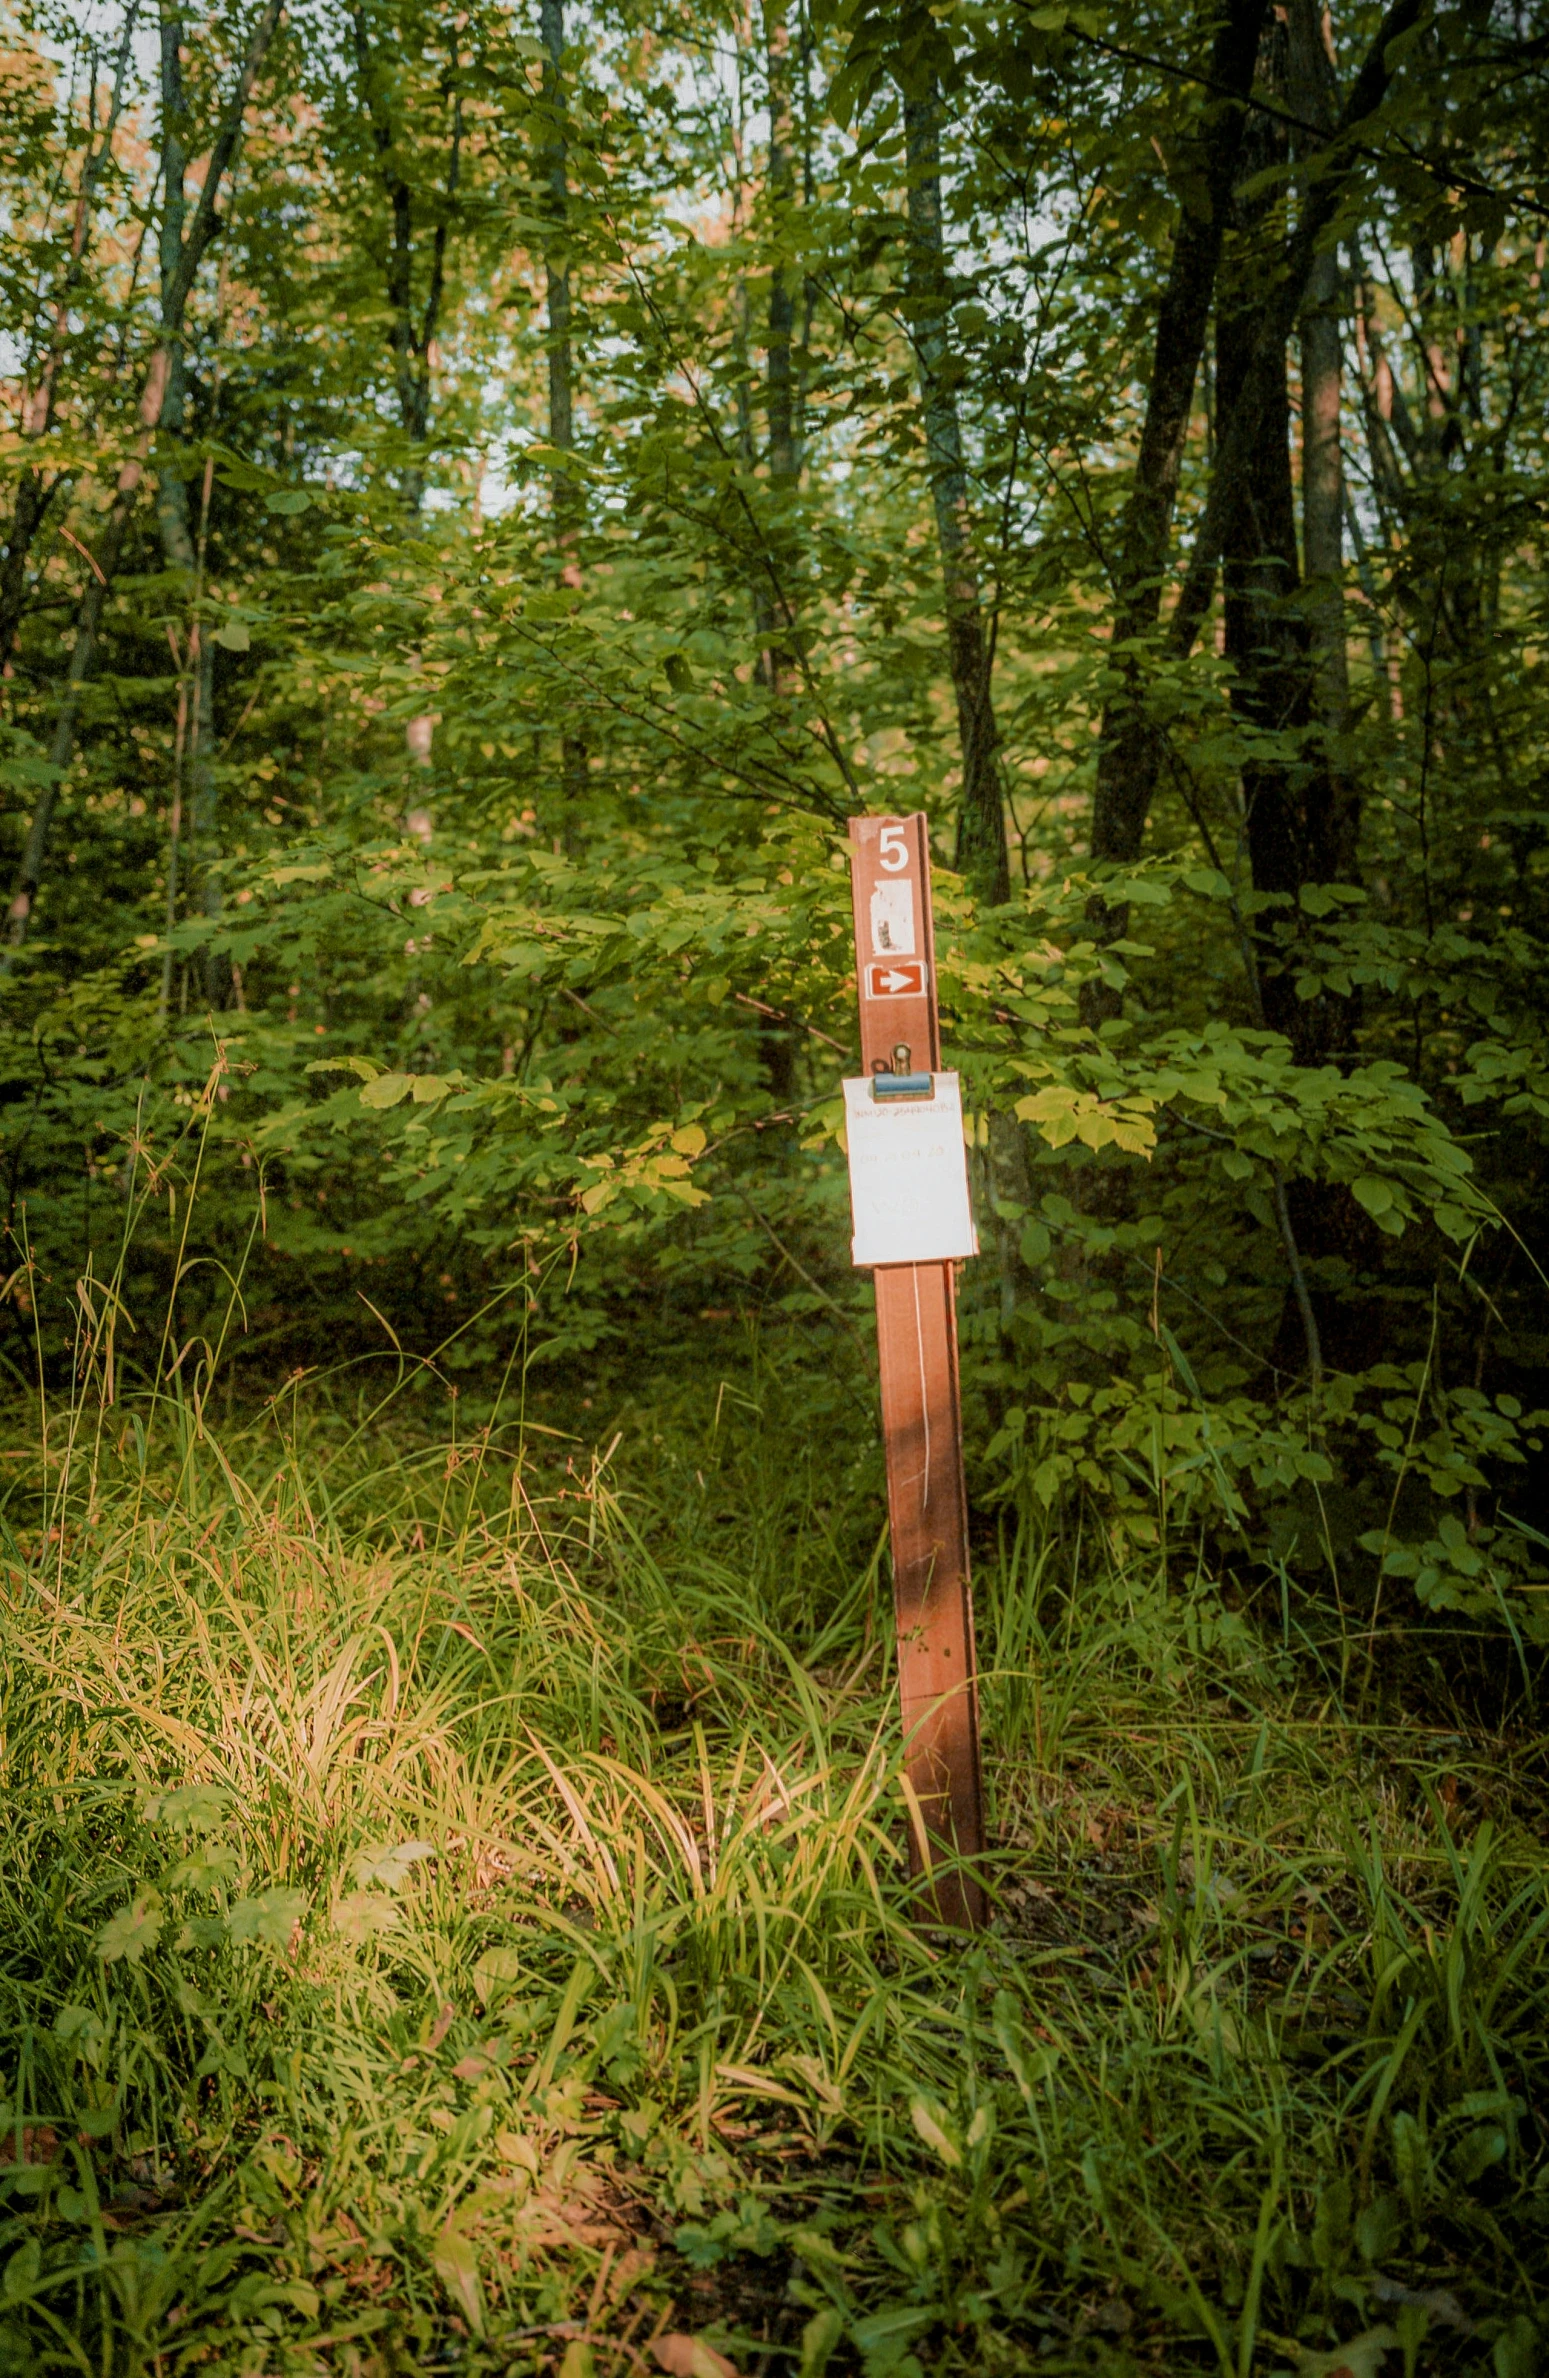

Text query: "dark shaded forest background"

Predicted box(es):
[2, 0, 1548, 1671]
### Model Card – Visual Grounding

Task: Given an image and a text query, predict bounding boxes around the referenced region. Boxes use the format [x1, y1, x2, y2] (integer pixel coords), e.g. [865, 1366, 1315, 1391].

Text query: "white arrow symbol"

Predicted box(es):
[878, 967, 914, 991]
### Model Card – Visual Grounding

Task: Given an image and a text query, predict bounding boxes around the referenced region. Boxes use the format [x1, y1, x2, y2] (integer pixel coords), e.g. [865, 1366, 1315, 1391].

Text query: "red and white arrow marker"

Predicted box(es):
[864, 959, 928, 999]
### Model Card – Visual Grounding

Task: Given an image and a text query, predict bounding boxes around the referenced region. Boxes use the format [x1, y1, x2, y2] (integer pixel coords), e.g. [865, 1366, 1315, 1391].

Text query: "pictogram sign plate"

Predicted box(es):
[864, 959, 928, 999]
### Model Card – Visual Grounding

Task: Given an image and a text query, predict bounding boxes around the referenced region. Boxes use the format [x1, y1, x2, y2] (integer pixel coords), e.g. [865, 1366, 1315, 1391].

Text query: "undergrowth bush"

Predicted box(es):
[0, 1361, 1544, 2376]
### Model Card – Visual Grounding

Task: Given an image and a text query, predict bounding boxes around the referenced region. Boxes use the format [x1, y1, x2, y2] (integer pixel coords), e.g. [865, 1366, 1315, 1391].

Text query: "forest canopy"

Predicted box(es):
[4, 4, 1549, 2371]
[0, 0, 1547, 1625]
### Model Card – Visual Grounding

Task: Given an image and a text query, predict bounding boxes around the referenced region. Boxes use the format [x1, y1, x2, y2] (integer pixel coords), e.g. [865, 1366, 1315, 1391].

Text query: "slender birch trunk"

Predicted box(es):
[900, 77, 1008, 909]
[761, 0, 797, 697]
[0, 9, 138, 672]
[3, 0, 283, 957]
[541, 0, 586, 840]
[154, 10, 225, 1005]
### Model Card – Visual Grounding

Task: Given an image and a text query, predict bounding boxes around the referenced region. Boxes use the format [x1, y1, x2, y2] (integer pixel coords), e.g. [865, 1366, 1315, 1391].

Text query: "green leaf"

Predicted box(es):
[210, 619, 250, 652]
[282, 2278, 321, 2319]
[2, 2239, 40, 2305]
[849, 2304, 935, 2356]
[360, 1072, 414, 1109]
[473, 1945, 524, 2004]
[308, 1055, 385, 1080]
[1493, 2316, 1539, 2378]
[992, 1990, 1057, 2103]
[227, 1886, 308, 1948]
[163, 1842, 239, 1892]
[431, 2223, 485, 2335]
[98, 1891, 163, 1965]
[265, 488, 312, 515]
[800, 2306, 845, 2378]
[177, 1914, 228, 1951]
[54, 2004, 103, 2052]
[208, 443, 281, 493]
[1454, 2123, 1508, 2183]
[1350, 1174, 1395, 1218]
[144, 1782, 232, 1833]
[908, 2097, 961, 2166]
[333, 1891, 401, 1942]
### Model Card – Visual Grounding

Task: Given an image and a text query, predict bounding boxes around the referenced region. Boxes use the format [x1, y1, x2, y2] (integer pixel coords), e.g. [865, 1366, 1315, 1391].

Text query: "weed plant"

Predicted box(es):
[0, 1331, 1545, 2377]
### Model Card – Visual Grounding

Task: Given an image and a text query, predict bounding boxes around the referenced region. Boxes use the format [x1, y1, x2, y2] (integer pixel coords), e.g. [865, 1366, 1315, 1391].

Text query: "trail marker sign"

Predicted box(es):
[864, 960, 928, 1000]
[845, 812, 986, 1929]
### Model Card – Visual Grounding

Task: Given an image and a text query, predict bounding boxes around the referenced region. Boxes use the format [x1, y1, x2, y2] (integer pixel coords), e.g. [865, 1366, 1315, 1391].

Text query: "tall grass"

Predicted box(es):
[0, 1346, 1544, 2376]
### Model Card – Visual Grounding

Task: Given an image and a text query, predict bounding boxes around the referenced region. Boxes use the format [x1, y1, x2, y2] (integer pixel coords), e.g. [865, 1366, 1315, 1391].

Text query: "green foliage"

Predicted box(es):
[0, 1375, 1544, 2369]
[0, 0, 1544, 1640]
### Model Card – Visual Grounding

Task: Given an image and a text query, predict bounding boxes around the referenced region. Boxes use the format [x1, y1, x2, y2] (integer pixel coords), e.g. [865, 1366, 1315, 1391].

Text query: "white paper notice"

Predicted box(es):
[843, 1074, 979, 1268]
[869, 878, 916, 956]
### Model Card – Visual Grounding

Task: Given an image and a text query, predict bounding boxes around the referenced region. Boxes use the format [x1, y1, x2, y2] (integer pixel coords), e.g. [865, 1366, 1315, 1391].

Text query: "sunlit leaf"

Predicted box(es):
[352, 1840, 435, 1892]
[227, 1888, 308, 1949]
[98, 1893, 163, 1966]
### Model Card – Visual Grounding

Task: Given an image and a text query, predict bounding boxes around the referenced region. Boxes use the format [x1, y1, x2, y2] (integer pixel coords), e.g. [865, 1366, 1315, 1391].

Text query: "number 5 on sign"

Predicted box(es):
[844, 812, 985, 1930]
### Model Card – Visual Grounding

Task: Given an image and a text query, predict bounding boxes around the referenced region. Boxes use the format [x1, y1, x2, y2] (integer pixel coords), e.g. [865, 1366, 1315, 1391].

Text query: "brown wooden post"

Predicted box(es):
[848, 812, 985, 1928]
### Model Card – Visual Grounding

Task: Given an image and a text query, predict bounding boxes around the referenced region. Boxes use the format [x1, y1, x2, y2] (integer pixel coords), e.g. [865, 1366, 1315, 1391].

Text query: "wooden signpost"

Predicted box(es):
[845, 814, 986, 1929]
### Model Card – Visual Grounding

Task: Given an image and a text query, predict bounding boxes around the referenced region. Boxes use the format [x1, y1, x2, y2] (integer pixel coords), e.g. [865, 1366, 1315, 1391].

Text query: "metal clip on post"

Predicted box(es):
[871, 1042, 934, 1102]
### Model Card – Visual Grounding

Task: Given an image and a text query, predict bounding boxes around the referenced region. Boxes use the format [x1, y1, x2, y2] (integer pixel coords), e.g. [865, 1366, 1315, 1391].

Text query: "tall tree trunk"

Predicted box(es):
[1085, 0, 1422, 928]
[1289, 0, 1355, 879]
[0, 474, 61, 675]
[350, 4, 461, 512]
[1087, 0, 1269, 907]
[752, 0, 800, 1102]
[1164, 0, 1421, 673]
[3, 384, 164, 950]
[154, 10, 224, 1008]
[2, 0, 282, 958]
[1074, 1, 1269, 1333]
[898, 77, 1035, 1322]
[0, 10, 139, 675]
[154, 455, 221, 1004]
[1220, 9, 1370, 1388]
[900, 78, 1008, 910]
[541, 0, 586, 843]
[1217, 12, 1325, 1049]
[1215, 7, 1363, 1067]
[761, 0, 798, 697]
[764, 0, 796, 497]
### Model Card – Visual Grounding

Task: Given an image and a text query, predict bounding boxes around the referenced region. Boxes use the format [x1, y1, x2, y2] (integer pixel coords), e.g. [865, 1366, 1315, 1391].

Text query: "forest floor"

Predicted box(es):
[0, 1343, 1545, 2377]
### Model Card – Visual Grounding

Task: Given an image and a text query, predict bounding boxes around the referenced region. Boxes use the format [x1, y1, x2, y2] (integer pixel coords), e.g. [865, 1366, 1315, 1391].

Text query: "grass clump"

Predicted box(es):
[0, 1365, 1545, 2377]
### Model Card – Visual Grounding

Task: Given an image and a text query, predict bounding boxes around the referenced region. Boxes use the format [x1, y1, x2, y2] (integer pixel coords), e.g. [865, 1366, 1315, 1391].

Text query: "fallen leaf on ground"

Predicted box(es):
[1288, 2330, 1397, 2378]
[0, 2125, 58, 2165]
[653, 2335, 740, 2378]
